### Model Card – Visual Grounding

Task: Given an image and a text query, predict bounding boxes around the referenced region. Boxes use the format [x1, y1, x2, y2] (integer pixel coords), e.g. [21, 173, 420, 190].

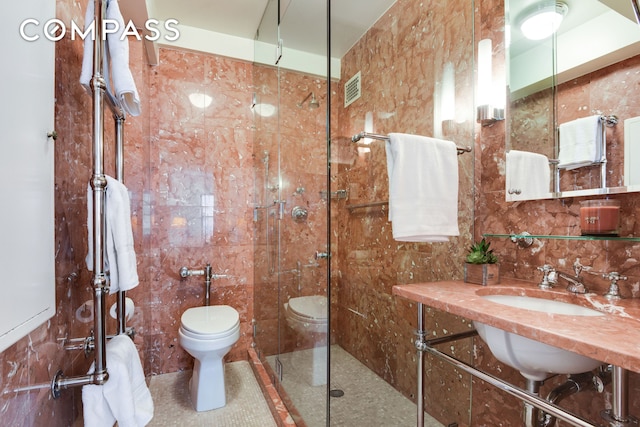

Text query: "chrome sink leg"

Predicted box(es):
[415, 303, 427, 427]
[601, 366, 639, 426]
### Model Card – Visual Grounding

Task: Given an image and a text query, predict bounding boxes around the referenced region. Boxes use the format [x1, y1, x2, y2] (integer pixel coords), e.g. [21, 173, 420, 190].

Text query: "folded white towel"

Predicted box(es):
[86, 176, 139, 293]
[506, 150, 551, 201]
[558, 115, 602, 170]
[385, 133, 460, 242]
[80, 0, 141, 116]
[82, 335, 154, 427]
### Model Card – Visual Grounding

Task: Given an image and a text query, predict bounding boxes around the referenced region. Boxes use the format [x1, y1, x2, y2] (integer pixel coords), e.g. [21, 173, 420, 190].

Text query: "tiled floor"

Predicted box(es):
[147, 361, 277, 427]
[269, 345, 444, 427]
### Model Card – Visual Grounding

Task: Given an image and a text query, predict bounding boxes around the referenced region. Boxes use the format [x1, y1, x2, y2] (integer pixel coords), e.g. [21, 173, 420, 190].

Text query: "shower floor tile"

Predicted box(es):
[147, 361, 277, 427]
[269, 345, 443, 427]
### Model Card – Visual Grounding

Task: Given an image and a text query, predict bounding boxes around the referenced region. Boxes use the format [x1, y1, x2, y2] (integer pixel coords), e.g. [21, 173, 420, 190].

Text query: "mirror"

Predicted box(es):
[506, 0, 640, 200]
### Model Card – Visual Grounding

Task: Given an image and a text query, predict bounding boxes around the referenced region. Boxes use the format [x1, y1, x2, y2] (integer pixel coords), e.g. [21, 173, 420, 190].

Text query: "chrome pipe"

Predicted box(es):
[117, 291, 127, 335]
[115, 115, 124, 182]
[115, 114, 126, 335]
[425, 329, 478, 346]
[91, 0, 109, 383]
[524, 379, 542, 427]
[541, 372, 602, 427]
[612, 366, 628, 421]
[423, 343, 599, 427]
[416, 303, 425, 427]
[105, 89, 124, 118]
[600, 365, 638, 425]
[600, 118, 607, 190]
[53, 372, 106, 399]
[415, 327, 478, 427]
[204, 264, 212, 306]
[180, 264, 227, 306]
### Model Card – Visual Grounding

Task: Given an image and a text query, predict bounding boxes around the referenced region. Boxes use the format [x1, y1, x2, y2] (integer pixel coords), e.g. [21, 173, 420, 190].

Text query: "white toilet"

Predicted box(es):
[178, 305, 240, 411]
[284, 295, 328, 386]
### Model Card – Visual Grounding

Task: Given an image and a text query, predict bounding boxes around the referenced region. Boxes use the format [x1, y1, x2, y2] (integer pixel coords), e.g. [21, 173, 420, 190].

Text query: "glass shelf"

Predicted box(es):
[484, 233, 640, 242]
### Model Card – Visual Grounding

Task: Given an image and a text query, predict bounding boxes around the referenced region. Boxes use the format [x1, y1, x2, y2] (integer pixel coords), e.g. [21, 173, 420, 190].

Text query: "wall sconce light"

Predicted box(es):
[441, 62, 455, 125]
[518, 1, 568, 41]
[476, 38, 504, 126]
[434, 62, 456, 138]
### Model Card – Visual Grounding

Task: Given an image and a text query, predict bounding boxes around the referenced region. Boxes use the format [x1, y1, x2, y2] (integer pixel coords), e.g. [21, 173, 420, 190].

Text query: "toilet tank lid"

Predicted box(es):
[288, 295, 327, 320]
[181, 305, 239, 335]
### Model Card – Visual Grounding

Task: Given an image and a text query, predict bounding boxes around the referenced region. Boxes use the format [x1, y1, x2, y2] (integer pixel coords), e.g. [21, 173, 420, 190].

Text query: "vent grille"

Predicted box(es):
[344, 71, 361, 107]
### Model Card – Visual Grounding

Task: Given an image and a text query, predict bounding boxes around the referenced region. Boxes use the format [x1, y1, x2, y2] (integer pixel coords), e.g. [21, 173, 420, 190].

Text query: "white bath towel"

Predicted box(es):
[557, 115, 602, 170]
[506, 150, 551, 201]
[80, 0, 141, 116]
[385, 133, 460, 242]
[82, 335, 154, 427]
[86, 176, 139, 294]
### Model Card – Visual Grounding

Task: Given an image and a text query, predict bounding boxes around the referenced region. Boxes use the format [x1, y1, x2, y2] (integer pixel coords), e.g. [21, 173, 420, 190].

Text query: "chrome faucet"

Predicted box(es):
[557, 272, 587, 294]
[556, 260, 588, 294]
[537, 260, 589, 294]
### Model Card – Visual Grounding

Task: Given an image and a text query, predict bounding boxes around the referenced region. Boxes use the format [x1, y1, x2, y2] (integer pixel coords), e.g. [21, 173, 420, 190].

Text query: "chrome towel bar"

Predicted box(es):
[351, 131, 472, 155]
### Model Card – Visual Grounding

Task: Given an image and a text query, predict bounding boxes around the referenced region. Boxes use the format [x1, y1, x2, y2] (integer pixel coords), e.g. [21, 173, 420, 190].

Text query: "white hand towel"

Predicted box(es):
[506, 150, 551, 201]
[558, 115, 602, 170]
[80, 0, 141, 116]
[385, 133, 459, 242]
[82, 335, 154, 427]
[86, 176, 139, 293]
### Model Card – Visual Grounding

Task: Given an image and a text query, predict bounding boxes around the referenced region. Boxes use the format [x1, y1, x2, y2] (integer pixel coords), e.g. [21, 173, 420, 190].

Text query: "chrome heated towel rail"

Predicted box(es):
[5, 0, 133, 398]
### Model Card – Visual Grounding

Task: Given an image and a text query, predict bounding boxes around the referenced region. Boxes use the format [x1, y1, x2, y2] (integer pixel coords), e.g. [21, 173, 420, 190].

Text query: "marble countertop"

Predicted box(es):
[392, 279, 640, 374]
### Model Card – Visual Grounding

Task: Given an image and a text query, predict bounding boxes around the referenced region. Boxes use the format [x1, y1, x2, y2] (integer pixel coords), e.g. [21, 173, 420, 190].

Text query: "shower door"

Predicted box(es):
[253, 0, 331, 425]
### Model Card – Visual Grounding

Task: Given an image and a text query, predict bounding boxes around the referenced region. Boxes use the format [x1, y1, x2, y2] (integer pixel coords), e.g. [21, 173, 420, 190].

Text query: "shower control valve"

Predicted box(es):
[291, 206, 308, 222]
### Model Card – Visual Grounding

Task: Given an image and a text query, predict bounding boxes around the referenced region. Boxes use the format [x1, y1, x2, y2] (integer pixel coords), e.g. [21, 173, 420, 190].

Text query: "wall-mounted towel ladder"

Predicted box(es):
[553, 114, 618, 193]
[3, 0, 132, 399]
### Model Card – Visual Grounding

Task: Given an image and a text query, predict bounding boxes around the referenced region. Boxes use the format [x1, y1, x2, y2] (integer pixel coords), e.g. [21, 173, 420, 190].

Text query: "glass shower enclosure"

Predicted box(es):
[253, 0, 330, 425]
[252, 1, 476, 426]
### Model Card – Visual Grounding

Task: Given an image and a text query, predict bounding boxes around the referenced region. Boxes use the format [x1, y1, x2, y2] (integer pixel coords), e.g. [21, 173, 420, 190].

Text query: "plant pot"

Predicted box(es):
[464, 263, 500, 286]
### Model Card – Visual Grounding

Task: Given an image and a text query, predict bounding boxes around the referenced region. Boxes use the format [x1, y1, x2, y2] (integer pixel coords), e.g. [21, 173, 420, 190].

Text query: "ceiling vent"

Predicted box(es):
[344, 71, 361, 107]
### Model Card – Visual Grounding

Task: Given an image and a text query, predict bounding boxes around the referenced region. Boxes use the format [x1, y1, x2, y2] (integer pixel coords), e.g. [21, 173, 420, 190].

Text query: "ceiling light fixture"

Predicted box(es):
[519, 1, 568, 41]
[188, 92, 213, 109]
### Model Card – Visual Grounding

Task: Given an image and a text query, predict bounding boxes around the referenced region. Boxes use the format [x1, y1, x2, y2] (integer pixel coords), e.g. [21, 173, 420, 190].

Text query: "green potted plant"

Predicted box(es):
[464, 238, 500, 285]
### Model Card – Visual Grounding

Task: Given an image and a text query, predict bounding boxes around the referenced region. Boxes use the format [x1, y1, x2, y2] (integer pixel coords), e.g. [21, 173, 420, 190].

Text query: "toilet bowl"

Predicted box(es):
[178, 305, 240, 411]
[284, 295, 328, 334]
[284, 295, 328, 386]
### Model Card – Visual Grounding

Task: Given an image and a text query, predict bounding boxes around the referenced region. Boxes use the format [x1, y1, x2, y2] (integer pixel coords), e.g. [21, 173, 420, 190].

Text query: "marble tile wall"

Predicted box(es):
[144, 46, 256, 373]
[334, 0, 476, 425]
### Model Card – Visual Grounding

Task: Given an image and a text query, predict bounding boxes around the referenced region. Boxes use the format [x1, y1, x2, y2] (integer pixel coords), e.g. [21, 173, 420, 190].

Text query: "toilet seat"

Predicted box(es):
[180, 305, 240, 339]
[285, 308, 326, 326]
[287, 295, 327, 322]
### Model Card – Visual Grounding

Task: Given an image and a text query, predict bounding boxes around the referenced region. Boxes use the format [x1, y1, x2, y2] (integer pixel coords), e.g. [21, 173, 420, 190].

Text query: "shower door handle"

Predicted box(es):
[315, 251, 329, 260]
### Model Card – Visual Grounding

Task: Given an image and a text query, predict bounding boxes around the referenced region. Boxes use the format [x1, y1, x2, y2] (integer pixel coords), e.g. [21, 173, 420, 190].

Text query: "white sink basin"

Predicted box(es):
[473, 294, 605, 381]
